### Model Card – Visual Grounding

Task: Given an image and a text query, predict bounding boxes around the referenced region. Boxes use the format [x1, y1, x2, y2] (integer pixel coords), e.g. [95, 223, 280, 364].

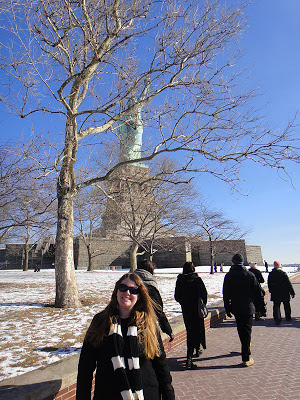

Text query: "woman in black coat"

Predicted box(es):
[76, 273, 175, 400]
[174, 261, 207, 370]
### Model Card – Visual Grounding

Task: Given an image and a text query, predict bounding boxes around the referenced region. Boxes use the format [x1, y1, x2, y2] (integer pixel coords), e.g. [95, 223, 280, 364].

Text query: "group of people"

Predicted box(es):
[76, 256, 295, 399]
[223, 254, 295, 367]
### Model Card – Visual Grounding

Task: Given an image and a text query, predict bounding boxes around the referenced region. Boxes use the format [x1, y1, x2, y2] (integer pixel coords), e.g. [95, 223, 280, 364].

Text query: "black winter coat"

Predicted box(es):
[174, 272, 207, 349]
[135, 269, 173, 337]
[268, 268, 295, 302]
[223, 265, 265, 316]
[248, 267, 264, 283]
[76, 319, 174, 400]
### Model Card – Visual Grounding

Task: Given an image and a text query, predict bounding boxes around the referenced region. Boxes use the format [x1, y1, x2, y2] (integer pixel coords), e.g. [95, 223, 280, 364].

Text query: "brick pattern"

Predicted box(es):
[44, 383, 76, 400]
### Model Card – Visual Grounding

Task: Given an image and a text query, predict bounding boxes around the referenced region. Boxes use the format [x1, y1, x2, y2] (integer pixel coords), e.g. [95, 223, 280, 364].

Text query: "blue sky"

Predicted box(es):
[1, 1, 299, 265]
[198, 0, 300, 264]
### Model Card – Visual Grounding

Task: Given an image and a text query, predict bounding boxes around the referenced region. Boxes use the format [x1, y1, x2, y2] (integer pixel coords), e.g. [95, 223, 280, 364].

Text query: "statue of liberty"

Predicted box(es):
[117, 77, 150, 166]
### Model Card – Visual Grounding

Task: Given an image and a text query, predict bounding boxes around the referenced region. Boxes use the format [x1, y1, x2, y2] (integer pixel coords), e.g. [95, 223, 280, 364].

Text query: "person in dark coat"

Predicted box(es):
[174, 261, 207, 370]
[249, 262, 264, 284]
[214, 262, 218, 273]
[264, 260, 269, 272]
[249, 262, 266, 321]
[135, 260, 174, 342]
[268, 260, 295, 325]
[76, 272, 175, 400]
[223, 254, 265, 367]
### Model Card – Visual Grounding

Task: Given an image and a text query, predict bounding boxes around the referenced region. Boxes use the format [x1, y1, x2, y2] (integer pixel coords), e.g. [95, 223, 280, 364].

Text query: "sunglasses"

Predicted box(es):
[118, 283, 140, 295]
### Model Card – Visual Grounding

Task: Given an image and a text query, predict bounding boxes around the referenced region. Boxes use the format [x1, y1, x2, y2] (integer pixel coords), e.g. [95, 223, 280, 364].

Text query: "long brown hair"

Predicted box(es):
[137, 259, 155, 275]
[85, 273, 161, 359]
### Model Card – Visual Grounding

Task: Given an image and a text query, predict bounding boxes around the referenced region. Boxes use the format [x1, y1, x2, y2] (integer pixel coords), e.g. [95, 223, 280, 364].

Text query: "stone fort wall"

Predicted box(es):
[192, 239, 263, 267]
[0, 237, 263, 270]
[74, 237, 263, 269]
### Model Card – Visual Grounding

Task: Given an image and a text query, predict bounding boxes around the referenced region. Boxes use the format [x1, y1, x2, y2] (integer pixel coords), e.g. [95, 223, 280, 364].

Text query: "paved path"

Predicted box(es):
[168, 275, 300, 400]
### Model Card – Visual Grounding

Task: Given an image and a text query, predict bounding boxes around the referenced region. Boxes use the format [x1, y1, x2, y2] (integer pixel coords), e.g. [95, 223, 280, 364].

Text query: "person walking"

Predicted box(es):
[249, 262, 266, 321]
[174, 261, 207, 370]
[135, 259, 174, 342]
[223, 254, 265, 367]
[264, 260, 269, 273]
[76, 272, 175, 400]
[249, 262, 264, 284]
[214, 262, 218, 273]
[268, 260, 295, 325]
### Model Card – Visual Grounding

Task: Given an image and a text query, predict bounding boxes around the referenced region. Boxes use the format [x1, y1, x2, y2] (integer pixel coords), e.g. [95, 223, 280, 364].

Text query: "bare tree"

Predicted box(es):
[0, 144, 26, 243]
[96, 165, 158, 270]
[74, 186, 105, 271]
[1, 1, 299, 306]
[0, 142, 56, 252]
[191, 203, 248, 274]
[98, 157, 195, 269]
[15, 192, 57, 271]
[141, 160, 196, 262]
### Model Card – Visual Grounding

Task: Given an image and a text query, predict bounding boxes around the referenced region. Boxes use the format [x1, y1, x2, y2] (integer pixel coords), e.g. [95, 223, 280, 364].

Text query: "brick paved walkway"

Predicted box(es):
[168, 276, 300, 400]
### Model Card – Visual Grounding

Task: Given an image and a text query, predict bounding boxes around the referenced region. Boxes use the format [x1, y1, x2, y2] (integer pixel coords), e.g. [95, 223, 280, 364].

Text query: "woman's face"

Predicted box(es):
[117, 277, 140, 318]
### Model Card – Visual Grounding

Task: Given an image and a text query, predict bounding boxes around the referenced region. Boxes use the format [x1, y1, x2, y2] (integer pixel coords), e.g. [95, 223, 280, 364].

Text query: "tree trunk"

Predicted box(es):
[55, 117, 81, 308]
[23, 243, 29, 271]
[209, 239, 214, 274]
[55, 188, 81, 307]
[149, 240, 154, 261]
[130, 241, 139, 271]
[87, 244, 93, 272]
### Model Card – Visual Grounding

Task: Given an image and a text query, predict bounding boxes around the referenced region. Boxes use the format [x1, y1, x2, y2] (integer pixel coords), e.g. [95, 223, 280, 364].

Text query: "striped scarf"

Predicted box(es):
[108, 317, 144, 400]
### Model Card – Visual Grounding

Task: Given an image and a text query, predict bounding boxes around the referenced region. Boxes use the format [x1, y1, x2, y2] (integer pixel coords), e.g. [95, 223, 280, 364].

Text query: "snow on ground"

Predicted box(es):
[0, 266, 298, 381]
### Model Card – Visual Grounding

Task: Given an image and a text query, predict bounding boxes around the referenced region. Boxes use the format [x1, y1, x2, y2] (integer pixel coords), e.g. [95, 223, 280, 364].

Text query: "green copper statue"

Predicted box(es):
[118, 77, 150, 166]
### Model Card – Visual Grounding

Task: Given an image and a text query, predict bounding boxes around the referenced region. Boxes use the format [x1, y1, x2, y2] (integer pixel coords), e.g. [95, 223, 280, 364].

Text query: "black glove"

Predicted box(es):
[169, 332, 175, 342]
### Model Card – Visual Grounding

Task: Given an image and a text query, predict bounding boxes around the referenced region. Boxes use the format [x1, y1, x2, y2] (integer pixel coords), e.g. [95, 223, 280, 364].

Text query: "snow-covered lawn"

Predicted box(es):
[0, 266, 297, 381]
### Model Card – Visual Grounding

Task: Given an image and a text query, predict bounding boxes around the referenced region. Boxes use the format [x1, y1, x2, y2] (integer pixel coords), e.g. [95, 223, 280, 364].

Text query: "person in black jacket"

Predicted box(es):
[268, 260, 295, 325]
[249, 262, 264, 284]
[76, 272, 175, 400]
[248, 262, 266, 321]
[135, 259, 174, 342]
[264, 260, 269, 273]
[174, 261, 207, 370]
[223, 254, 265, 367]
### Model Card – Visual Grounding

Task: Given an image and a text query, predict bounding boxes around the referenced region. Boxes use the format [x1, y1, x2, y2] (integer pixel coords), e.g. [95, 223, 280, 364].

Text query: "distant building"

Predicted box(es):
[0, 243, 55, 270]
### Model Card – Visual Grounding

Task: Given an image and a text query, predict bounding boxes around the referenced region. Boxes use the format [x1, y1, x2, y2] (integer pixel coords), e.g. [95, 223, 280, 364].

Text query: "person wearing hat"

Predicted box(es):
[249, 262, 266, 321]
[267, 261, 295, 325]
[223, 253, 265, 367]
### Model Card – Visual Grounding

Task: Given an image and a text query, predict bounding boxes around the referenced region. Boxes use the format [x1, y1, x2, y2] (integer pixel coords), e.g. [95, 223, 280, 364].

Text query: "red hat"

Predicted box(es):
[273, 260, 281, 267]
